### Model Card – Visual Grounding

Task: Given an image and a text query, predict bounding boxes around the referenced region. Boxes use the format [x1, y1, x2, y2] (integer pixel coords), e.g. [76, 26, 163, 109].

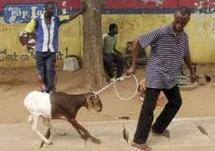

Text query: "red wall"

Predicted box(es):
[0, 0, 197, 9]
[0, 0, 203, 13]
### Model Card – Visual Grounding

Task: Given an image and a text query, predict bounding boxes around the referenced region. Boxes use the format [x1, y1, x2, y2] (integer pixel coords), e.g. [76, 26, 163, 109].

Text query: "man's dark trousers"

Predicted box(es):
[36, 51, 56, 93]
[133, 85, 182, 144]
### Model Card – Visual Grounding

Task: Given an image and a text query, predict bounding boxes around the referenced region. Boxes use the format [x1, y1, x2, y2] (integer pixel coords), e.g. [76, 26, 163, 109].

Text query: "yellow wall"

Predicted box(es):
[0, 14, 215, 67]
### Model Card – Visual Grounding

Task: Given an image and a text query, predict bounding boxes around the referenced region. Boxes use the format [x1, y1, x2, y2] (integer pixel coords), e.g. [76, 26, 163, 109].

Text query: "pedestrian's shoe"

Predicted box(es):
[131, 141, 152, 151]
[152, 128, 170, 138]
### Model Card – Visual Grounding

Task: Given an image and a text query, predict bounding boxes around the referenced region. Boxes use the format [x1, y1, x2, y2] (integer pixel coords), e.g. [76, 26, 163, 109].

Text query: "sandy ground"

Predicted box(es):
[0, 63, 215, 124]
[1, 118, 215, 151]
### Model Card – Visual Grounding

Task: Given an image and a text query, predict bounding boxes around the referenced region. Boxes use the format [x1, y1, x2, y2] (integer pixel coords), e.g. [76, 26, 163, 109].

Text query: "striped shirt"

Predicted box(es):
[25, 14, 60, 52]
[138, 24, 190, 89]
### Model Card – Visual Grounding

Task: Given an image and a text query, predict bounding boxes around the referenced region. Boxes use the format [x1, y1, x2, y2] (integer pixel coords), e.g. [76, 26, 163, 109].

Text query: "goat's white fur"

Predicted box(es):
[24, 91, 101, 145]
[24, 91, 52, 119]
[24, 91, 53, 144]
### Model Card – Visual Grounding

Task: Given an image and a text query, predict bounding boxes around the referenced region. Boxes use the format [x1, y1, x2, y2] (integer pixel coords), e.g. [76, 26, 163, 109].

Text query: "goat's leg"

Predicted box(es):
[68, 119, 90, 140]
[42, 118, 52, 137]
[68, 119, 87, 140]
[40, 118, 52, 148]
[31, 115, 52, 145]
[43, 118, 66, 136]
[40, 128, 51, 148]
[36, 129, 52, 145]
[74, 122, 101, 144]
[69, 119, 101, 144]
[31, 114, 39, 131]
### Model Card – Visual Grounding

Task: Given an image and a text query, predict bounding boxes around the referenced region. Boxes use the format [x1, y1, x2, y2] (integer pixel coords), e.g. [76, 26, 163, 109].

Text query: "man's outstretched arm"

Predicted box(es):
[60, 2, 86, 25]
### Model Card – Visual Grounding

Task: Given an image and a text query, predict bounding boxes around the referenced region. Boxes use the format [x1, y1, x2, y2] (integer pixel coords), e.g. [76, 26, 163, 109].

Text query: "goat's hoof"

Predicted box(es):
[81, 135, 89, 141]
[91, 137, 102, 144]
[46, 141, 53, 145]
[39, 140, 52, 148]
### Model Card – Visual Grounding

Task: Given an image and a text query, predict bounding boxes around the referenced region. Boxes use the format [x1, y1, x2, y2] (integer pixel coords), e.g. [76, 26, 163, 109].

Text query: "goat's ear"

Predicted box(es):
[86, 96, 93, 111]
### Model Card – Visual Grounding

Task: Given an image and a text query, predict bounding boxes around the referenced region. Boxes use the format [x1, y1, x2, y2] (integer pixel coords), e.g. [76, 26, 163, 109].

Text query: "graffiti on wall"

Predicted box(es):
[0, 27, 15, 32]
[0, 48, 33, 62]
[0, 48, 74, 63]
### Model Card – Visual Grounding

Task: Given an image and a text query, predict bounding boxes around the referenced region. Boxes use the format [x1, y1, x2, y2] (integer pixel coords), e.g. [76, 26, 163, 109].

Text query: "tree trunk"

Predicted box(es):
[82, 0, 106, 89]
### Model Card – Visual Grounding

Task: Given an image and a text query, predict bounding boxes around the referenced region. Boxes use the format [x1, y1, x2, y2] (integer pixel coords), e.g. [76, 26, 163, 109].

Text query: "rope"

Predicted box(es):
[94, 74, 139, 101]
[178, 75, 198, 89]
[179, 81, 198, 89]
[113, 74, 139, 101]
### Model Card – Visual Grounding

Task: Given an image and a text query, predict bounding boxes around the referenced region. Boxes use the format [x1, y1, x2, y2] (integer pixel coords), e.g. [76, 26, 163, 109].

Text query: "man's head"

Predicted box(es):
[45, 2, 56, 17]
[109, 23, 118, 35]
[173, 7, 191, 32]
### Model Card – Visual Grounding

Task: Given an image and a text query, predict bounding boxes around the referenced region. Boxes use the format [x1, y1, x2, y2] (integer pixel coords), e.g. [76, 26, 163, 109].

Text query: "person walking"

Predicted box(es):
[126, 7, 197, 151]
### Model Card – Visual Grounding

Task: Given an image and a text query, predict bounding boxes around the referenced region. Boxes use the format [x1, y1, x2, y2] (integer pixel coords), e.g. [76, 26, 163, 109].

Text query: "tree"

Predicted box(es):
[82, 0, 106, 89]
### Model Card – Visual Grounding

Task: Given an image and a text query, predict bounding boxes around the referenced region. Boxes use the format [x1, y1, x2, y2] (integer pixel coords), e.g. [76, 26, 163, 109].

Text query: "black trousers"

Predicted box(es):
[133, 85, 182, 144]
[103, 53, 124, 78]
[35, 51, 56, 93]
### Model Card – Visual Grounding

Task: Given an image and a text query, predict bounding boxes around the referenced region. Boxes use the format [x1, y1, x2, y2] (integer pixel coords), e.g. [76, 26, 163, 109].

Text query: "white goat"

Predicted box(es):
[24, 91, 102, 145]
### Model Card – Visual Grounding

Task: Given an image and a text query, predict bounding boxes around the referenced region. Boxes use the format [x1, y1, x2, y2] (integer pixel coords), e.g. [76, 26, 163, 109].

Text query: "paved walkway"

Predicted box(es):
[0, 117, 215, 151]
